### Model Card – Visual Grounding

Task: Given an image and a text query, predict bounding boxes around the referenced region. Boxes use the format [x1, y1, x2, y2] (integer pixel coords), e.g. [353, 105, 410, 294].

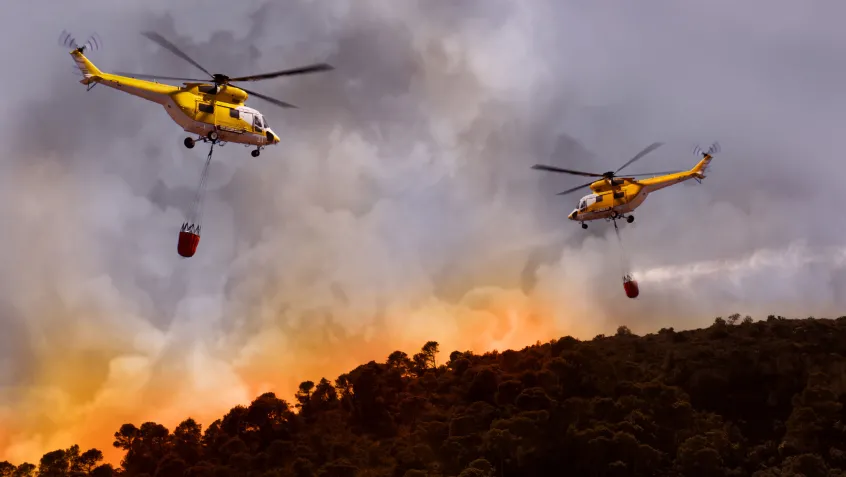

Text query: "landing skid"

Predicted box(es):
[183, 129, 262, 157]
[581, 213, 635, 230]
[184, 131, 224, 149]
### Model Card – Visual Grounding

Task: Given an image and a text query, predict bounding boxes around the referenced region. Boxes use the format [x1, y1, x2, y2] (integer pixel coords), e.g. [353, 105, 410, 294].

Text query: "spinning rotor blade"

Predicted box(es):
[228, 63, 335, 82]
[556, 180, 596, 196]
[59, 30, 79, 49]
[239, 86, 298, 109]
[84, 33, 103, 52]
[141, 31, 214, 79]
[624, 170, 685, 177]
[615, 142, 664, 174]
[113, 71, 209, 82]
[531, 164, 604, 178]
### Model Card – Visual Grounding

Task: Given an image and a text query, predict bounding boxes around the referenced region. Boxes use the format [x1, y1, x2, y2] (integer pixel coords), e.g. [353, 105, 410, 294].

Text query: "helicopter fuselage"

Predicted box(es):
[71, 49, 280, 148]
[568, 153, 714, 224]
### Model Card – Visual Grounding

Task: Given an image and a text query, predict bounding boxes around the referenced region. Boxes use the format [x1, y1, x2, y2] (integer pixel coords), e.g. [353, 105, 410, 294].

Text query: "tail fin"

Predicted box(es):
[60, 31, 103, 84]
[69, 50, 103, 83]
[691, 142, 721, 178]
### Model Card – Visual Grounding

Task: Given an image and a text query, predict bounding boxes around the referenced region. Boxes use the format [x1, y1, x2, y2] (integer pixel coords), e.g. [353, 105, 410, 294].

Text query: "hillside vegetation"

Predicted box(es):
[4, 314, 846, 477]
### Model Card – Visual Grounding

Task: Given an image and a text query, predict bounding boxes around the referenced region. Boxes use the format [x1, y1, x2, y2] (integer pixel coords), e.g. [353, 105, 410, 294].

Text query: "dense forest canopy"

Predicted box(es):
[4, 314, 846, 477]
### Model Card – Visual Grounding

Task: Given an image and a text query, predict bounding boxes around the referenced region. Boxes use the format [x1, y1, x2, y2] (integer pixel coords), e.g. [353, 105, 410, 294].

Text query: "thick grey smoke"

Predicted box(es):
[0, 0, 844, 464]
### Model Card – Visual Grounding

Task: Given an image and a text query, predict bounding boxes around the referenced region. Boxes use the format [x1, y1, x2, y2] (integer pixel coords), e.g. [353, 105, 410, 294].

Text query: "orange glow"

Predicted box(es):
[0, 286, 574, 467]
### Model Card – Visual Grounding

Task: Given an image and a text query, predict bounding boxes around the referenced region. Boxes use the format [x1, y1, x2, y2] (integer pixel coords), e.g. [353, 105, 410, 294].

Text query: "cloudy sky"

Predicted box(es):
[1, 0, 845, 466]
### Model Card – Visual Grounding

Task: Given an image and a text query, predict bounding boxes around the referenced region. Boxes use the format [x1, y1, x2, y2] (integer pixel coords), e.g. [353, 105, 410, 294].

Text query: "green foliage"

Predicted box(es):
[8, 317, 846, 476]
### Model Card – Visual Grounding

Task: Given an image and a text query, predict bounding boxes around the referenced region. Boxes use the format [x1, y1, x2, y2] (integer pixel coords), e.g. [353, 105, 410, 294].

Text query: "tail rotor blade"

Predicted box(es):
[694, 141, 721, 158]
[708, 142, 721, 156]
[59, 30, 78, 49]
[84, 33, 102, 53]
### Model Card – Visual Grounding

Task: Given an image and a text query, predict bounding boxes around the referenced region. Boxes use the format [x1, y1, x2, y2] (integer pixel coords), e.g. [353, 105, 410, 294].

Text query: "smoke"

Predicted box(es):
[1, 0, 845, 466]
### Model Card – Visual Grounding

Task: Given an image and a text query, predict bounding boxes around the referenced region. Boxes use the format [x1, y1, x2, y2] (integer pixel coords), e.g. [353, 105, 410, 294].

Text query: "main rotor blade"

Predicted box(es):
[556, 180, 596, 196]
[531, 164, 604, 178]
[240, 86, 298, 109]
[141, 31, 213, 79]
[624, 170, 685, 177]
[113, 71, 209, 82]
[615, 142, 664, 174]
[228, 63, 335, 82]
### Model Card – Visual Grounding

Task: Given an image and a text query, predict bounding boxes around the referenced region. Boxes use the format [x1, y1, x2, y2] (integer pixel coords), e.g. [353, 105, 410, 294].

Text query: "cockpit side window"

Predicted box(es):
[253, 114, 264, 131]
[579, 200, 587, 211]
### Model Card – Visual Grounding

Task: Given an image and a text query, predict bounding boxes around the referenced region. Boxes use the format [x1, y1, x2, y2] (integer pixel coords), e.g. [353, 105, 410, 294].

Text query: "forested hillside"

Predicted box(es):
[4, 314, 846, 477]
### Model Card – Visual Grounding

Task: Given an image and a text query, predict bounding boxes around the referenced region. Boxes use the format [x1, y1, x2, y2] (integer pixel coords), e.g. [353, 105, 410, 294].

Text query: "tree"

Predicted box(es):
[245, 392, 291, 441]
[90, 464, 114, 477]
[113, 422, 170, 476]
[37, 449, 69, 477]
[0, 462, 14, 477]
[13, 463, 35, 477]
[421, 341, 440, 368]
[12, 316, 846, 477]
[387, 351, 413, 375]
[171, 418, 203, 465]
[77, 449, 103, 474]
[311, 377, 338, 412]
[296, 381, 315, 409]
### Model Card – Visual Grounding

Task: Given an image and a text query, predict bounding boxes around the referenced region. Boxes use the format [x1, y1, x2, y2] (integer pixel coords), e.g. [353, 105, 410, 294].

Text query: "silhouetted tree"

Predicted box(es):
[13, 463, 35, 477]
[77, 448, 104, 474]
[9, 321, 846, 476]
[37, 448, 69, 477]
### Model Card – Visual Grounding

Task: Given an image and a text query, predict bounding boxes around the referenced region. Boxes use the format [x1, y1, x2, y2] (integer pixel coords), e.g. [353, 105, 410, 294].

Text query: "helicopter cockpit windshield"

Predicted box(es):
[253, 114, 265, 131]
[579, 194, 601, 211]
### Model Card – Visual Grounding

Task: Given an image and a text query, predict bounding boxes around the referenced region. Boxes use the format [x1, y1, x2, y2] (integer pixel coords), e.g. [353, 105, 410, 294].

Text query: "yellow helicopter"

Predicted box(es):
[532, 142, 720, 229]
[62, 31, 334, 157]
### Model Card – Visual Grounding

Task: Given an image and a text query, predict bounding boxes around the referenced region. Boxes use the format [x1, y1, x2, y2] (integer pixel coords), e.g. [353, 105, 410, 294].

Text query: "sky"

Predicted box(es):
[1, 0, 845, 467]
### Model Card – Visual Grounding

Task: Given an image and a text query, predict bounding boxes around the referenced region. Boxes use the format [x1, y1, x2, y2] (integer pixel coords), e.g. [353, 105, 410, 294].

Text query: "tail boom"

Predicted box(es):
[69, 50, 178, 104]
[637, 148, 718, 193]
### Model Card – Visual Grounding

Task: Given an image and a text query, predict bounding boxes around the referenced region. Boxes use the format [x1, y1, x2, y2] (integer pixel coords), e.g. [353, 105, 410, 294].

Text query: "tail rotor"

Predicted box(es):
[59, 30, 102, 54]
[691, 141, 720, 183]
[693, 141, 721, 158]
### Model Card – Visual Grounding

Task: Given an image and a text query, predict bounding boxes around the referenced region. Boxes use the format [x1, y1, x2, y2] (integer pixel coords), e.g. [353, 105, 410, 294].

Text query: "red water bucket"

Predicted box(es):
[623, 278, 639, 299]
[178, 231, 200, 258]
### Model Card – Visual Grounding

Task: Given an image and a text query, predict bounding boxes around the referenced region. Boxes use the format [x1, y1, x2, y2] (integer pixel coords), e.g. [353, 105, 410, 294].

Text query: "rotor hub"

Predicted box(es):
[212, 74, 230, 85]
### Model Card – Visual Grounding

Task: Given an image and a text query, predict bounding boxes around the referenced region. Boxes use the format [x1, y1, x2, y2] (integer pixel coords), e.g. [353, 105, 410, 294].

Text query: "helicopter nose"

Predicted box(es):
[568, 210, 578, 220]
[266, 130, 280, 144]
